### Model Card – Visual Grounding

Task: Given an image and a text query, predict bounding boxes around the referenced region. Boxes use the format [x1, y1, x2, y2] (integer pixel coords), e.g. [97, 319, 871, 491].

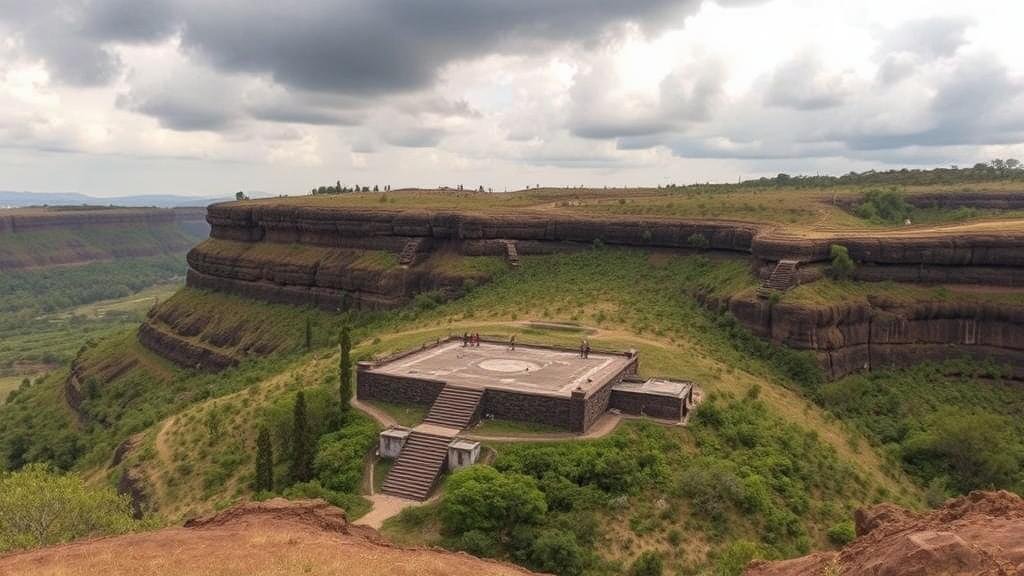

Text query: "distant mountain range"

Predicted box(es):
[0, 190, 275, 208]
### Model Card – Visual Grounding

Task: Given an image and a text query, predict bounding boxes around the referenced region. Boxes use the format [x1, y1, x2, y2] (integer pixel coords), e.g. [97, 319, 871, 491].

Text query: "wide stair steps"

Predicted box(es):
[503, 240, 520, 268]
[423, 385, 485, 430]
[398, 238, 425, 267]
[380, 431, 452, 501]
[757, 259, 799, 299]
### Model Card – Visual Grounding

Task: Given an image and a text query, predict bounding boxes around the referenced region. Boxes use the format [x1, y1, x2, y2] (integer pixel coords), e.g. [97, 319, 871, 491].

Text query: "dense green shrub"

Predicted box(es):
[441, 466, 547, 539]
[0, 464, 137, 553]
[854, 189, 912, 224]
[827, 521, 856, 546]
[629, 551, 664, 576]
[828, 244, 856, 280]
[313, 415, 378, 492]
[528, 528, 585, 576]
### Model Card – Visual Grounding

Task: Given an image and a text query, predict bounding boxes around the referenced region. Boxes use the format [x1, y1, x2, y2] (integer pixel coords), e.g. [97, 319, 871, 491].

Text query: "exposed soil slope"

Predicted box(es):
[0, 498, 541, 576]
[745, 490, 1024, 576]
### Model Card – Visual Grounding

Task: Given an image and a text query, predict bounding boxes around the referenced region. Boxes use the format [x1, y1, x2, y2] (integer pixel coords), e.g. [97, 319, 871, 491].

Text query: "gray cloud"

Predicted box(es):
[844, 55, 1024, 150]
[765, 52, 852, 110]
[3, 0, 702, 92]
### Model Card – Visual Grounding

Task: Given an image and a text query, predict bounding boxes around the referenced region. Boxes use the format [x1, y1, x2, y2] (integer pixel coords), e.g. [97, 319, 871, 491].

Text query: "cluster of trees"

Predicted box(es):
[437, 426, 668, 576]
[254, 326, 362, 501]
[310, 181, 391, 195]
[735, 159, 1024, 189]
[818, 361, 1024, 500]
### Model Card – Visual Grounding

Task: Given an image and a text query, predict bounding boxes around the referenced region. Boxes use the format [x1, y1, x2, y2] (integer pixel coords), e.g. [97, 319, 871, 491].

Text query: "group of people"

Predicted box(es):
[462, 332, 482, 347]
[579, 339, 591, 359]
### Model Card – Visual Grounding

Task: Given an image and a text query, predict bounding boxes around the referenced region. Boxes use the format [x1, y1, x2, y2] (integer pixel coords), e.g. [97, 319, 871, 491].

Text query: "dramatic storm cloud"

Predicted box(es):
[0, 0, 1022, 196]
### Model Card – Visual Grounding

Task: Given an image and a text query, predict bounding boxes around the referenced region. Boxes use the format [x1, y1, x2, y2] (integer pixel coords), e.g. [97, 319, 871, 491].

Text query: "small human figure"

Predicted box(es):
[508, 334, 517, 351]
[579, 340, 586, 358]
[583, 340, 591, 359]
[474, 332, 481, 347]
[462, 332, 469, 347]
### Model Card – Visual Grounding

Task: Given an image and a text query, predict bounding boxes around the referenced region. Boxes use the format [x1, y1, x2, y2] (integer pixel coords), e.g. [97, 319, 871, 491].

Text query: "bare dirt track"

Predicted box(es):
[0, 499, 542, 576]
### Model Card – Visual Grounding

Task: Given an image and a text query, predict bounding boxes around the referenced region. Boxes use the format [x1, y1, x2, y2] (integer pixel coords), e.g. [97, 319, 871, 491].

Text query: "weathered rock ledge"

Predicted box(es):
[745, 490, 1024, 576]
[727, 292, 1024, 379]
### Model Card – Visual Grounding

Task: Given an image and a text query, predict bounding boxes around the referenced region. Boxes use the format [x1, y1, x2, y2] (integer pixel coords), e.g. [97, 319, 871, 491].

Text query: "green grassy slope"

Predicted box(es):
[1, 247, 932, 576]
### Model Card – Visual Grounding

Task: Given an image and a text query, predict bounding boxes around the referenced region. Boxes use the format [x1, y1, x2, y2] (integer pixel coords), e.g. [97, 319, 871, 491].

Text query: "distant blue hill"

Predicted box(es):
[0, 190, 274, 208]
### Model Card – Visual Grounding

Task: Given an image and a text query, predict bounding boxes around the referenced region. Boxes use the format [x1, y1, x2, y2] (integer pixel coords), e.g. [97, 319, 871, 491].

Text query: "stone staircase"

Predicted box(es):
[422, 385, 484, 429]
[503, 240, 520, 268]
[398, 238, 425, 267]
[380, 431, 452, 501]
[757, 259, 799, 299]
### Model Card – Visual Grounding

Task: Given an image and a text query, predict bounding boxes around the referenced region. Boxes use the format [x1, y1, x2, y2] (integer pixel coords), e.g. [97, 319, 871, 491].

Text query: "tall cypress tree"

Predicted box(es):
[255, 425, 274, 492]
[289, 391, 313, 483]
[339, 326, 352, 417]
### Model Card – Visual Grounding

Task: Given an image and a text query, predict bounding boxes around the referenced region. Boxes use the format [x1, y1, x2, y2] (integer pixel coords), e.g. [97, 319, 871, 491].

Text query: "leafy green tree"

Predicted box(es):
[829, 244, 855, 280]
[255, 425, 274, 492]
[0, 464, 136, 553]
[289, 391, 313, 484]
[528, 528, 585, 576]
[441, 466, 547, 542]
[339, 326, 352, 417]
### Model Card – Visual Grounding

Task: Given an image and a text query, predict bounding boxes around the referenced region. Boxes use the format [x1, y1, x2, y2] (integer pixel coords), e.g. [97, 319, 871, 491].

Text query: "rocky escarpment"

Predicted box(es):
[185, 239, 492, 310]
[0, 206, 206, 270]
[745, 490, 1024, 576]
[729, 292, 1024, 380]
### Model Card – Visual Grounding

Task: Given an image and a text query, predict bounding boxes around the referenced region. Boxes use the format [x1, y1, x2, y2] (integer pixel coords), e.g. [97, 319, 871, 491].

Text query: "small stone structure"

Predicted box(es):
[610, 377, 694, 421]
[378, 427, 410, 459]
[447, 439, 481, 471]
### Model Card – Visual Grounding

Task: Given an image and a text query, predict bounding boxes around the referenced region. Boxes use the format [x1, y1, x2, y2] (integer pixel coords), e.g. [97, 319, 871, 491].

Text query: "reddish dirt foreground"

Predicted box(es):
[745, 491, 1024, 576]
[0, 498, 543, 576]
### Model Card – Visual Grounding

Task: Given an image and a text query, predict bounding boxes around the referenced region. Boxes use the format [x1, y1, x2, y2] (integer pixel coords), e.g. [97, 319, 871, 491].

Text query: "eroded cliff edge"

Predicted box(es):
[138, 202, 1024, 376]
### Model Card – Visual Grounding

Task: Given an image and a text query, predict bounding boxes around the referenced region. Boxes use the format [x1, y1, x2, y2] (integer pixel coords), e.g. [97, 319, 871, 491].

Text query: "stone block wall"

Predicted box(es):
[355, 371, 446, 406]
[480, 389, 574, 430]
[609, 389, 688, 420]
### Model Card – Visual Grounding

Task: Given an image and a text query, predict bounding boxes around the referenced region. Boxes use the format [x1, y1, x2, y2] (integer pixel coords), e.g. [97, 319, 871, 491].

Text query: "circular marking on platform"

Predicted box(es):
[478, 359, 540, 373]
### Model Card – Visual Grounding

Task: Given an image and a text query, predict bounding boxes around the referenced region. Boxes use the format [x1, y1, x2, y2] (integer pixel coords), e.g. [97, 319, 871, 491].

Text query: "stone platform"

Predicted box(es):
[365, 340, 633, 397]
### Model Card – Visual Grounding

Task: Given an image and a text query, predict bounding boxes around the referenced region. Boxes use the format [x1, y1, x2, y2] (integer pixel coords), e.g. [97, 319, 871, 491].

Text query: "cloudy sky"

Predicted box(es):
[2, 0, 1023, 198]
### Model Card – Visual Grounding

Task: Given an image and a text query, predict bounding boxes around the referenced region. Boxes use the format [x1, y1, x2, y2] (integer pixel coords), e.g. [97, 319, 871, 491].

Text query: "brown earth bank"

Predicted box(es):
[0, 498, 542, 576]
[745, 490, 1024, 576]
[727, 292, 1024, 380]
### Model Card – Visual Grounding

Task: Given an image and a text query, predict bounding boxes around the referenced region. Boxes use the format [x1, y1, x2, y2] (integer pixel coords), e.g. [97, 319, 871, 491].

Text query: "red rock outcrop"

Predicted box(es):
[0, 498, 542, 576]
[729, 293, 1024, 379]
[745, 490, 1024, 576]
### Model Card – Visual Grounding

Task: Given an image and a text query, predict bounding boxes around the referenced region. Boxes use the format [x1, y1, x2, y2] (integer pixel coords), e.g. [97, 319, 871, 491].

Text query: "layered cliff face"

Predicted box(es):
[745, 490, 1024, 576]
[151, 202, 1024, 374]
[729, 291, 1024, 380]
[0, 206, 206, 270]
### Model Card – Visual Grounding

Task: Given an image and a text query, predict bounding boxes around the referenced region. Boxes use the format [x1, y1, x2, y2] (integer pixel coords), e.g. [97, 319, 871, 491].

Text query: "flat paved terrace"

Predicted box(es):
[367, 340, 634, 397]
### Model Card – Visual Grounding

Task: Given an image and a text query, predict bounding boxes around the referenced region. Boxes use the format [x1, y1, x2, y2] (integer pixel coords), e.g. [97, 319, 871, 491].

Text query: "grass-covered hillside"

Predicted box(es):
[1, 247, 933, 573]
